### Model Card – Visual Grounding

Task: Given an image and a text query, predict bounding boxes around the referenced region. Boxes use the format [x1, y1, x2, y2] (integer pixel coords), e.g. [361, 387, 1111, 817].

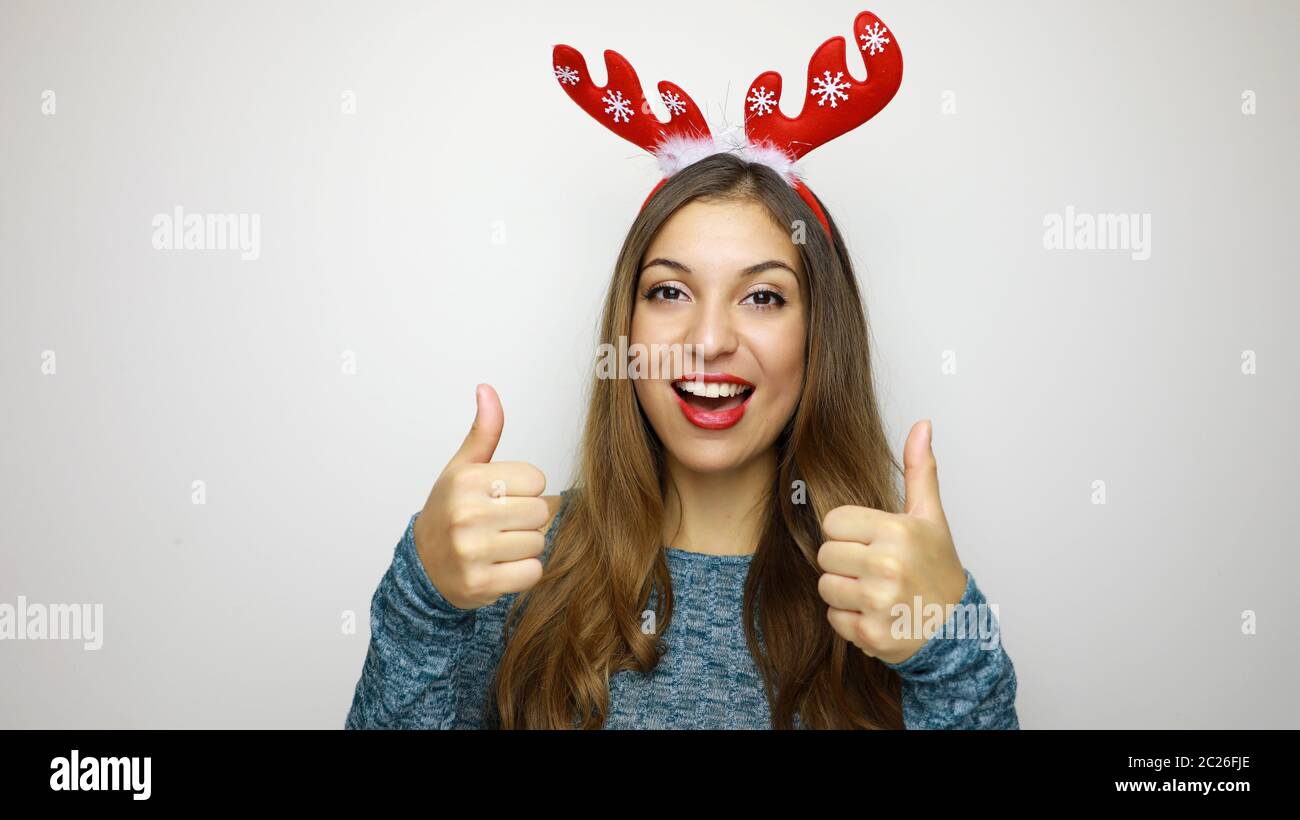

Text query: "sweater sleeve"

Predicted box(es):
[884, 568, 1020, 729]
[344, 511, 480, 729]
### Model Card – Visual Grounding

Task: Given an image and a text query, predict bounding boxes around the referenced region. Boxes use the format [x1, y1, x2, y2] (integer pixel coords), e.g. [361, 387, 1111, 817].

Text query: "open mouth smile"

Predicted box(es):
[671, 373, 755, 430]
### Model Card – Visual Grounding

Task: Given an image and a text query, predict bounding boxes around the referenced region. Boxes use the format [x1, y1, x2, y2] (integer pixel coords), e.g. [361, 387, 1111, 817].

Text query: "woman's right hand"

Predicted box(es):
[412, 384, 555, 611]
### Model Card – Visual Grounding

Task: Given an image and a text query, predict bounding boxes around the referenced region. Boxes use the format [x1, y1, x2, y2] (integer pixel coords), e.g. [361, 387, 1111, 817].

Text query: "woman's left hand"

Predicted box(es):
[817, 420, 969, 666]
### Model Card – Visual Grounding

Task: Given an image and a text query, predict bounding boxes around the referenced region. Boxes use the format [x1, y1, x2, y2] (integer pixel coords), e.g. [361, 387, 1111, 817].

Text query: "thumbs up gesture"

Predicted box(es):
[412, 384, 556, 611]
[817, 420, 968, 666]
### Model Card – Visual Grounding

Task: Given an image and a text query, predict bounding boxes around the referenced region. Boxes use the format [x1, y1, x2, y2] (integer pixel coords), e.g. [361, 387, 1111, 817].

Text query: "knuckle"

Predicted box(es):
[853, 618, 876, 649]
[524, 463, 546, 494]
[524, 496, 549, 526]
[822, 505, 858, 537]
[820, 506, 840, 532]
[856, 618, 888, 649]
[857, 584, 878, 610]
[447, 504, 479, 530]
[867, 582, 898, 611]
[447, 533, 479, 562]
[518, 558, 545, 589]
[868, 620, 891, 646]
[522, 531, 546, 556]
[871, 555, 904, 580]
[896, 560, 915, 587]
[887, 516, 912, 541]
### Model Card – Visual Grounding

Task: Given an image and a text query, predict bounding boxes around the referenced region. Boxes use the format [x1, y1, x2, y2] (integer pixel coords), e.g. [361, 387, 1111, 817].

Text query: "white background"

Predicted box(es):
[1, 0, 1297, 727]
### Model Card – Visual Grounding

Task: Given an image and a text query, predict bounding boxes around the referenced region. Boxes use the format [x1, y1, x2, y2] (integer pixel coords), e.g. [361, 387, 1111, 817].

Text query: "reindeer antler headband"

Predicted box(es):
[551, 10, 903, 238]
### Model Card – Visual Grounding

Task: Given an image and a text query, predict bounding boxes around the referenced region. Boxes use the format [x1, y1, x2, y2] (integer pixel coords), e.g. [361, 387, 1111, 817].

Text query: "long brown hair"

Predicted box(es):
[490, 152, 905, 728]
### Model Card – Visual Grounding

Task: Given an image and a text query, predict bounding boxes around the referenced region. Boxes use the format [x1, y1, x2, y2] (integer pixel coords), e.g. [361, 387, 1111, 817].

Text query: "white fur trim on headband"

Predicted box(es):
[651, 133, 805, 186]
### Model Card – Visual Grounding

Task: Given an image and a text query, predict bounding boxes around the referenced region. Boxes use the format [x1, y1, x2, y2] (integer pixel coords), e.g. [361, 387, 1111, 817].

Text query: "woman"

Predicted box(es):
[344, 152, 1019, 729]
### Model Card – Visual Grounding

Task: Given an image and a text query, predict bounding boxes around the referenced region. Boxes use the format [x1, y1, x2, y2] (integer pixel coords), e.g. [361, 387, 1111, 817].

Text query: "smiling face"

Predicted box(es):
[630, 197, 808, 475]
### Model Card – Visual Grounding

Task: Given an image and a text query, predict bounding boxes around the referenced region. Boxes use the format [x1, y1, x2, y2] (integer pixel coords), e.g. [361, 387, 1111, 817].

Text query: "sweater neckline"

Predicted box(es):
[664, 546, 755, 564]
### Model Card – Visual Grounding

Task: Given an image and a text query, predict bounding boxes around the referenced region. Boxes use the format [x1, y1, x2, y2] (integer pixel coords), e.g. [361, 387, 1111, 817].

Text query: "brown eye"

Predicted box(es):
[645, 284, 688, 302]
[742, 289, 786, 308]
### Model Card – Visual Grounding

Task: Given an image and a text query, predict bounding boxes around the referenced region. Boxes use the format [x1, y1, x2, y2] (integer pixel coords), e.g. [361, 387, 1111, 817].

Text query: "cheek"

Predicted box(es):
[631, 302, 690, 348]
[632, 372, 655, 409]
[629, 304, 653, 346]
[754, 317, 806, 395]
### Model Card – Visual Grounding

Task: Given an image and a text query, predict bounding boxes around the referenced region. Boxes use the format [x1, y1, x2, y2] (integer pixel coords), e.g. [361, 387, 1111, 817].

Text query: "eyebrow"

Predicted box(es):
[640, 257, 798, 278]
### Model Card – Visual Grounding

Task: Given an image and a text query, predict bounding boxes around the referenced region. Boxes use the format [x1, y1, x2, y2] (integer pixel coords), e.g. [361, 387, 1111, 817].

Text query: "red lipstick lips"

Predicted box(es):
[671, 373, 755, 431]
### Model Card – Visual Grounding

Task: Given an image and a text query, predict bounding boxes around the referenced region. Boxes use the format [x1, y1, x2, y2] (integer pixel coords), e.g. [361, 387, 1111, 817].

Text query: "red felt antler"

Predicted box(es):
[743, 10, 903, 160]
[551, 11, 904, 240]
[551, 45, 712, 153]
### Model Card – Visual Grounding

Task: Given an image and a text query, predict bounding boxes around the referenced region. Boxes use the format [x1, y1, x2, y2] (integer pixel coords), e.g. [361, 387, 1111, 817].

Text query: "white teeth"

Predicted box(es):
[673, 380, 753, 397]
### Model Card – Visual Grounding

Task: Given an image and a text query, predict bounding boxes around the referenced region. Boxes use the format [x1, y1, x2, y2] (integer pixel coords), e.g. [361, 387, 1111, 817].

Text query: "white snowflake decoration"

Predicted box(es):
[554, 65, 580, 85]
[602, 89, 634, 123]
[661, 90, 687, 116]
[747, 86, 776, 116]
[859, 22, 891, 56]
[810, 70, 850, 108]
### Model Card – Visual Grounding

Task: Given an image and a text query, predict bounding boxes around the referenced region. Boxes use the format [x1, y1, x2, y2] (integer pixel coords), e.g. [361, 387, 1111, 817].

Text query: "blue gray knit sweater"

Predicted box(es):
[345, 494, 1019, 729]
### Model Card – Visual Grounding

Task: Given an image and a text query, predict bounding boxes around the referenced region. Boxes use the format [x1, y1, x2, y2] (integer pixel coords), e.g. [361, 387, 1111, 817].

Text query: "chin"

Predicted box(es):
[660, 436, 755, 474]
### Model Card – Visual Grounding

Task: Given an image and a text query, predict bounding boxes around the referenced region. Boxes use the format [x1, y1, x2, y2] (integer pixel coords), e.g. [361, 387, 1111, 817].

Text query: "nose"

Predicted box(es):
[684, 297, 739, 363]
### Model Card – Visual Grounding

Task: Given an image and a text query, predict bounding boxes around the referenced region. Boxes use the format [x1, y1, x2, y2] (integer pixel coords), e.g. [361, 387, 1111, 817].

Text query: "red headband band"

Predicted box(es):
[552, 9, 903, 239]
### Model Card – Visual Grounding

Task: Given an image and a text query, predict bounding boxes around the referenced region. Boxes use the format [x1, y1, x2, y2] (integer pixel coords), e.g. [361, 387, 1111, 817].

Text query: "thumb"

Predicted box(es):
[903, 419, 945, 523]
[449, 383, 504, 467]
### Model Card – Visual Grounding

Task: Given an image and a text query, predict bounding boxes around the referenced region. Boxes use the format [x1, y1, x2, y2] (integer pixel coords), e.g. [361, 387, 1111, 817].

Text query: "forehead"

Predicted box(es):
[642, 198, 801, 276]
